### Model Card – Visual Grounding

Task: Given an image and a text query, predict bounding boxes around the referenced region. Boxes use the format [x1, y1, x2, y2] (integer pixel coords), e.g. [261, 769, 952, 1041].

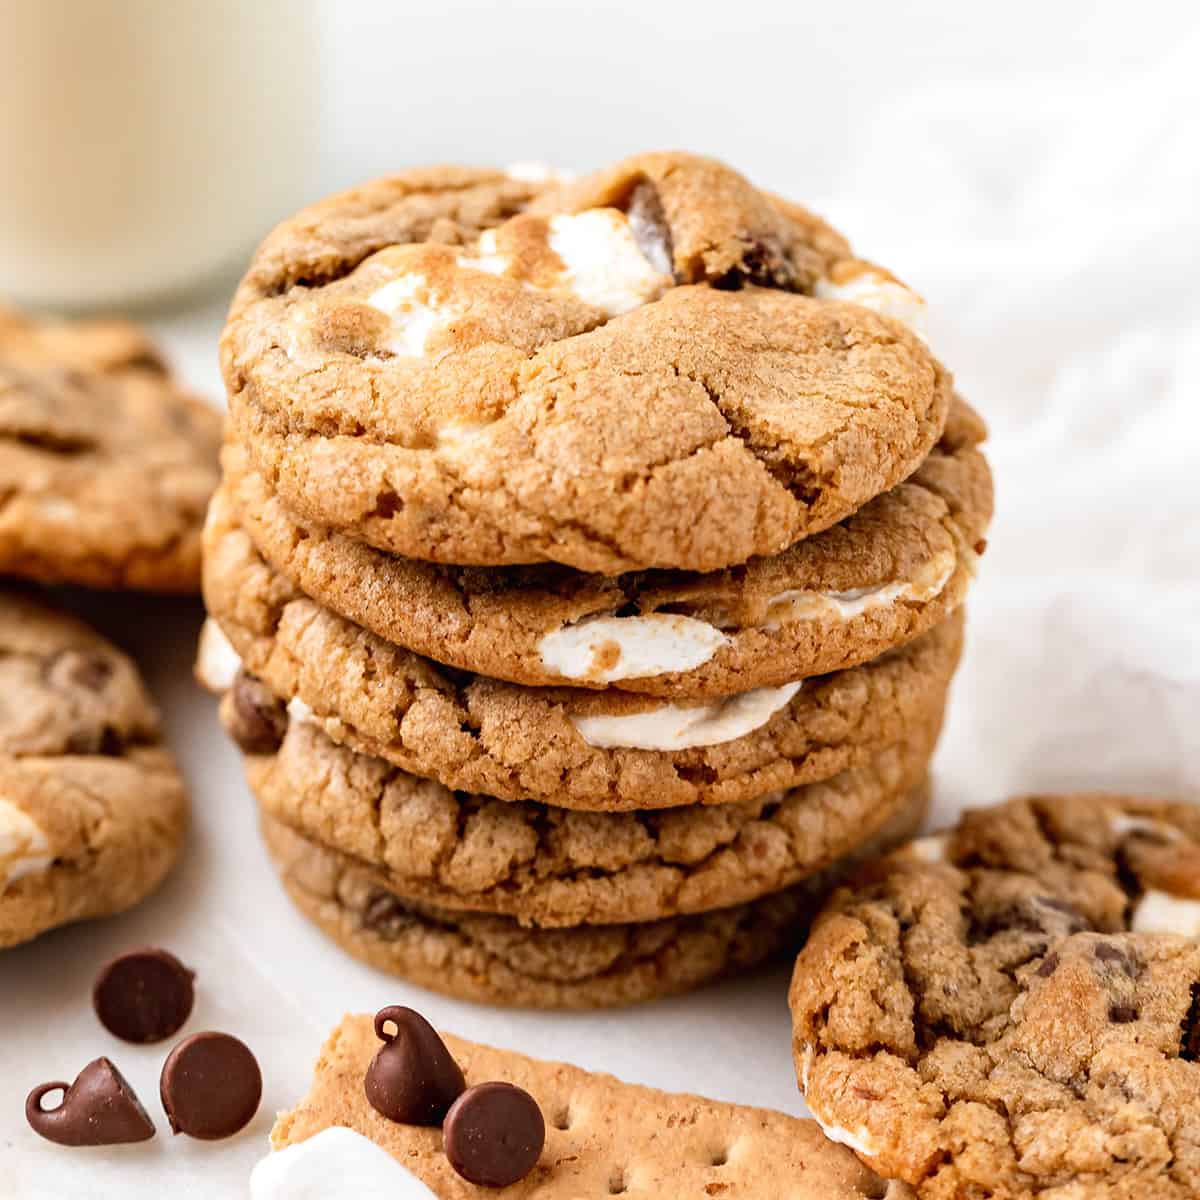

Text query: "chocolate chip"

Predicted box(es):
[713, 234, 798, 292]
[228, 670, 287, 755]
[625, 180, 674, 277]
[1022, 895, 1091, 936]
[363, 890, 418, 937]
[1181, 983, 1200, 1062]
[1095, 942, 1136, 974]
[65, 725, 123, 756]
[444, 1081, 545, 1188]
[45, 649, 114, 694]
[1035, 952, 1060, 978]
[1109, 1003, 1139, 1024]
[26, 1057, 155, 1146]
[159, 1032, 261, 1139]
[93, 947, 195, 1043]
[63, 652, 115, 692]
[364, 1006, 466, 1125]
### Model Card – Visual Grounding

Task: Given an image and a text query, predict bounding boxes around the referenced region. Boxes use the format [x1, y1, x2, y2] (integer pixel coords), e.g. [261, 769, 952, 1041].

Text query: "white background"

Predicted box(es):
[2, 2, 1199, 1195]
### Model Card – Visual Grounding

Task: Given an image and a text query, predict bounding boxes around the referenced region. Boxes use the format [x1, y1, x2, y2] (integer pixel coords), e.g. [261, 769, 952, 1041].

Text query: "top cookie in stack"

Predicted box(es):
[203, 151, 992, 1007]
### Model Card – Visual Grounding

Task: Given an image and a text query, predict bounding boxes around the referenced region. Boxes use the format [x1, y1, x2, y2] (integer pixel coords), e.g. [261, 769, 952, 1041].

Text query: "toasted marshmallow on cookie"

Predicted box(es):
[538, 613, 730, 684]
[460, 209, 673, 316]
[815, 265, 927, 339]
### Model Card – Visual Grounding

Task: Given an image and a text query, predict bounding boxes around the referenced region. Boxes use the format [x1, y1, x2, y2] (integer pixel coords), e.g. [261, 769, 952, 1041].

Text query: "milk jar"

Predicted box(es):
[0, 0, 318, 308]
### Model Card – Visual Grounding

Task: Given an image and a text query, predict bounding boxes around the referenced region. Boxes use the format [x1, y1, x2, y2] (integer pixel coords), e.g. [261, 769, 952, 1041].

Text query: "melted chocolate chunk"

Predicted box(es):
[228, 670, 287, 755]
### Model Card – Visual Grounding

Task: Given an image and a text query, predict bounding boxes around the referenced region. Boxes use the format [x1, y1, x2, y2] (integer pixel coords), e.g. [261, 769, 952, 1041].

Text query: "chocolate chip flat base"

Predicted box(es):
[221, 396, 990, 699]
[0, 305, 220, 592]
[269, 1015, 915, 1198]
[0, 590, 188, 948]
[260, 783, 928, 1009]
[789, 792, 1200, 1200]
[244, 715, 939, 927]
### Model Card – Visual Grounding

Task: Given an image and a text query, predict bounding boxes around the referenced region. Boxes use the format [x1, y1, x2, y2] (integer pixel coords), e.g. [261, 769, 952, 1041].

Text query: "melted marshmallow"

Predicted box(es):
[547, 210, 672, 314]
[250, 1127, 438, 1200]
[815, 270, 928, 339]
[460, 210, 672, 316]
[571, 681, 801, 751]
[538, 613, 729, 683]
[1131, 889, 1200, 936]
[810, 1112, 879, 1159]
[1, 798, 53, 890]
[799, 1044, 879, 1158]
[37, 497, 80, 523]
[908, 833, 950, 864]
[1110, 813, 1182, 842]
[287, 696, 315, 726]
[764, 550, 956, 629]
[365, 274, 447, 357]
[195, 619, 242, 692]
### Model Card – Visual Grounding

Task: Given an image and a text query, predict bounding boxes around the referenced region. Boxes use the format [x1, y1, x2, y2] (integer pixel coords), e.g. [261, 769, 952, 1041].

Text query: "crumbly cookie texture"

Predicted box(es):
[789, 793, 1200, 1200]
[0, 590, 188, 948]
[0, 305, 221, 592]
[244, 715, 937, 927]
[260, 785, 926, 1009]
[269, 1016, 915, 1199]
[224, 397, 990, 699]
[222, 152, 951, 573]
[201, 492, 963, 810]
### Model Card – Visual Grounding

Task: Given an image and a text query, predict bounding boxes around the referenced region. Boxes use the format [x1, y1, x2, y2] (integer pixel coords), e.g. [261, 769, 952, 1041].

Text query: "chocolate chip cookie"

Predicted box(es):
[222, 397, 990, 699]
[0, 305, 221, 592]
[789, 792, 1200, 1199]
[222, 152, 951, 573]
[199, 492, 963, 810]
[242, 715, 938, 928]
[0, 590, 188, 947]
[259, 781, 928, 1009]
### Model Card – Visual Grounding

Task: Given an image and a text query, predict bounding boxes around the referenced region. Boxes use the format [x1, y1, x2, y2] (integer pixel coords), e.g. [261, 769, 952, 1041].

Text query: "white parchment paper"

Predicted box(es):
[2, 16, 1197, 1197]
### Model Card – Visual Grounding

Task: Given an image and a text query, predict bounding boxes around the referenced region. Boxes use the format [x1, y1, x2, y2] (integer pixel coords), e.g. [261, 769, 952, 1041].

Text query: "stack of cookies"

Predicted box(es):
[197, 152, 993, 1008]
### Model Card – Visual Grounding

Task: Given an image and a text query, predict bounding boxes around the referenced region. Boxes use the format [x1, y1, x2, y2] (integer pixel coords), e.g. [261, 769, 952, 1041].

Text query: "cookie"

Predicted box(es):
[199, 496, 963, 810]
[259, 784, 927, 1009]
[0, 590, 188, 947]
[0, 305, 221, 592]
[789, 792, 1200, 1199]
[243, 714, 938, 927]
[223, 397, 990, 699]
[262, 1015, 915, 1199]
[222, 152, 951, 573]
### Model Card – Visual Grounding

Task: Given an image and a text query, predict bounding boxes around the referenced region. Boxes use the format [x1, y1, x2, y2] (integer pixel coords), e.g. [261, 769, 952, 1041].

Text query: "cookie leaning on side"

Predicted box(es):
[204, 149, 991, 1007]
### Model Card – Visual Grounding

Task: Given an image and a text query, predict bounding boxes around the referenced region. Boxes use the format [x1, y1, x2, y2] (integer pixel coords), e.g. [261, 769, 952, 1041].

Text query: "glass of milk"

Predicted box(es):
[0, 0, 318, 310]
